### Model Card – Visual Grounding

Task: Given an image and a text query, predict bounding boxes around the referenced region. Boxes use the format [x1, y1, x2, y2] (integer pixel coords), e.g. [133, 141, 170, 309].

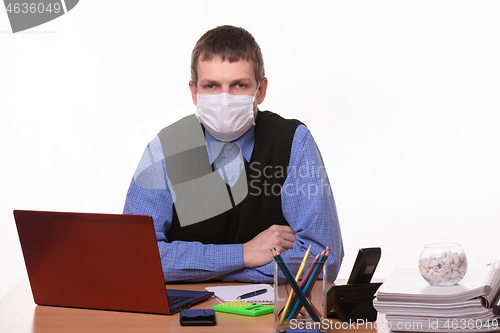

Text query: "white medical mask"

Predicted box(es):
[195, 89, 258, 142]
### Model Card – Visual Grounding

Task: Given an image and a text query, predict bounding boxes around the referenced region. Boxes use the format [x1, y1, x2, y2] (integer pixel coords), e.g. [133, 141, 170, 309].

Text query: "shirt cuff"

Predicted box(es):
[214, 243, 244, 276]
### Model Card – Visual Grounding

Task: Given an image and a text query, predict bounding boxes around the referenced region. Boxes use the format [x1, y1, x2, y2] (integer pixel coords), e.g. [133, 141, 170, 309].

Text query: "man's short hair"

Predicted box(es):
[190, 25, 265, 89]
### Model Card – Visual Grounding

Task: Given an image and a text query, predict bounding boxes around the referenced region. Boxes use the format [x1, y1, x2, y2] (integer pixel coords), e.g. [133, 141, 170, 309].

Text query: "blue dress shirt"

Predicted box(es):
[124, 121, 344, 283]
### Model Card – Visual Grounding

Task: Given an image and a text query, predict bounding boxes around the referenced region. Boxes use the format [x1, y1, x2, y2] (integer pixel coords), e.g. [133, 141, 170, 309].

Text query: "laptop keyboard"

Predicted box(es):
[168, 296, 189, 306]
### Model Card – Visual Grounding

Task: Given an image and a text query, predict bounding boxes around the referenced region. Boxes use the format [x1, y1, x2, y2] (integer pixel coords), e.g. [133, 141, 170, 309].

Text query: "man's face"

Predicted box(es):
[189, 55, 268, 119]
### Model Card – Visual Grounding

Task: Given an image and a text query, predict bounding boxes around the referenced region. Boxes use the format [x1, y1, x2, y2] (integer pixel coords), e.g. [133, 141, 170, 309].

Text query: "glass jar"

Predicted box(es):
[419, 242, 467, 286]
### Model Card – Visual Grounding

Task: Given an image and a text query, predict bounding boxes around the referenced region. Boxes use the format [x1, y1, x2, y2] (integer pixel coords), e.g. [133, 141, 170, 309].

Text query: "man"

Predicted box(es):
[124, 25, 343, 283]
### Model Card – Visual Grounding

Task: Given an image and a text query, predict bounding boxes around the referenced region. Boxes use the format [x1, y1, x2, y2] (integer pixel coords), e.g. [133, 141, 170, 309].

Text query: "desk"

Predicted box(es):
[0, 280, 387, 333]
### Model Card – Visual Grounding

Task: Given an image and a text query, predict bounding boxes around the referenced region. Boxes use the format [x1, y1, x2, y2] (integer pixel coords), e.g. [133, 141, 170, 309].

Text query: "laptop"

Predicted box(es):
[13, 210, 214, 315]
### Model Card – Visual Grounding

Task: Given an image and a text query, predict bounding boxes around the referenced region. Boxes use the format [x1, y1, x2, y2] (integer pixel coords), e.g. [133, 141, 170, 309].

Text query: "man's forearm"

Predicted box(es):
[157, 240, 244, 282]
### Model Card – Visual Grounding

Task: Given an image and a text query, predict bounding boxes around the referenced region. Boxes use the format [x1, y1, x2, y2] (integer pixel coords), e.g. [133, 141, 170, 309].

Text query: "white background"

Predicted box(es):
[1, 1, 499, 301]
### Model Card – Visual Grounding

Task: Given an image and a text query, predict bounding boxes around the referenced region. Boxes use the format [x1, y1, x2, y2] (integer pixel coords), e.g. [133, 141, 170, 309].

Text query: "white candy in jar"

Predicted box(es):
[419, 251, 466, 282]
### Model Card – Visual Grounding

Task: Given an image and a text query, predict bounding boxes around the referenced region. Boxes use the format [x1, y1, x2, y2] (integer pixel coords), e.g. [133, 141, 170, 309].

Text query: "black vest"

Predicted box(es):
[166, 111, 302, 244]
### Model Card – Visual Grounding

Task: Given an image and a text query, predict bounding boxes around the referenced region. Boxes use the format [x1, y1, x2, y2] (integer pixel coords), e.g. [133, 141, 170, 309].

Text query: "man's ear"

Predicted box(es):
[256, 77, 268, 104]
[189, 80, 197, 105]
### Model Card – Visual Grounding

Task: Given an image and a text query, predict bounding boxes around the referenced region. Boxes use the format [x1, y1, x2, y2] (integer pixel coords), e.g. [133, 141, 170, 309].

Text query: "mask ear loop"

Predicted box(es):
[253, 84, 261, 104]
[251, 85, 261, 121]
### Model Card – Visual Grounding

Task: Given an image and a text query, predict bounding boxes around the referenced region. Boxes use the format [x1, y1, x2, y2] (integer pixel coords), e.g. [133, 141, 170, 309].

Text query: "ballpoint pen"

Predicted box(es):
[237, 288, 268, 300]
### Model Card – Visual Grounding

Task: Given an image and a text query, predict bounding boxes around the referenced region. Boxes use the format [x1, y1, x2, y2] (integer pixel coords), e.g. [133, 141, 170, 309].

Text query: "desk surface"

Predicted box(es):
[0, 280, 387, 333]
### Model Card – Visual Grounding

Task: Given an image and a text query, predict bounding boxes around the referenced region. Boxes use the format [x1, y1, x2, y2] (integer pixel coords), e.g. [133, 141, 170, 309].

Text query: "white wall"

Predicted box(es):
[1, 1, 499, 301]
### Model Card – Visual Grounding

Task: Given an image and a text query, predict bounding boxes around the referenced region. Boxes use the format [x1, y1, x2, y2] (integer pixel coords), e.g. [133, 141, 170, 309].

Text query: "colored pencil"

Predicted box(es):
[283, 251, 323, 319]
[271, 249, 321, 322]
[287, 249, 329, 320]
[279, 245, 311, 325]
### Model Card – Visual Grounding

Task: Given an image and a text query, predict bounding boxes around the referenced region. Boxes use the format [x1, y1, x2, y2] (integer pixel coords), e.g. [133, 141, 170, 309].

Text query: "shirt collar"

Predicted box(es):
[205, 126, 255, 164]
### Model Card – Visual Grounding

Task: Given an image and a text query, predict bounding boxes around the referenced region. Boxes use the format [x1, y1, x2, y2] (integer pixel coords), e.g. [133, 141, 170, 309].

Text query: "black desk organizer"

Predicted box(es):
[326, 282, 382, 322]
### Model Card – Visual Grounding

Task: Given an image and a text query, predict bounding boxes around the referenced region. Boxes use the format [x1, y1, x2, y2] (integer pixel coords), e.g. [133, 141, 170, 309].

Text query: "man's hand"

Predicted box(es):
[243, 225, 296, 268]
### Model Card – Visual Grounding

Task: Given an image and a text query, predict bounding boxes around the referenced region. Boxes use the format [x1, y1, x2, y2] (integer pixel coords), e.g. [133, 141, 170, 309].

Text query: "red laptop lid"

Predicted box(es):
[13, 210, 171, 314]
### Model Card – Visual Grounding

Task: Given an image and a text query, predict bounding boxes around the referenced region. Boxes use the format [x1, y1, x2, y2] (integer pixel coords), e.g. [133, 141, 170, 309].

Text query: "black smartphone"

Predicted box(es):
[347, 247, 381, 284]
[180, 309, 216, 326]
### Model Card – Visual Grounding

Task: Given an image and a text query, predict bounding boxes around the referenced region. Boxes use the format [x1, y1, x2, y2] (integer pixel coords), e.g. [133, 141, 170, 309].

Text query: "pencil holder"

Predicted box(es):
[274, 257, 327, 333]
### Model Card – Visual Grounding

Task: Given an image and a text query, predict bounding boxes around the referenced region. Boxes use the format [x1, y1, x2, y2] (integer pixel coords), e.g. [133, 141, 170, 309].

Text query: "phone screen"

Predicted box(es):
[347, 247, 381, 284]
[180, 309, 216, 326]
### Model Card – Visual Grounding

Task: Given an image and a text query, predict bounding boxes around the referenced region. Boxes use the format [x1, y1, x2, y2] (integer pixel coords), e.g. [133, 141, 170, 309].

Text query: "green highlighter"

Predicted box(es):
[213, 301, 274, 316]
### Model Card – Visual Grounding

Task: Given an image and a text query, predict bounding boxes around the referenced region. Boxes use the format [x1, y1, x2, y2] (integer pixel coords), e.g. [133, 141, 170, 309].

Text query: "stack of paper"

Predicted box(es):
[374, 263, 500, 332]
